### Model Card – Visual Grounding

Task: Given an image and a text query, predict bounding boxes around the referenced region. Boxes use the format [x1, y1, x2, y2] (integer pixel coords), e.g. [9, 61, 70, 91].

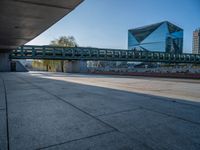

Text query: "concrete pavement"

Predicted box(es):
[0, 72, 200, 150]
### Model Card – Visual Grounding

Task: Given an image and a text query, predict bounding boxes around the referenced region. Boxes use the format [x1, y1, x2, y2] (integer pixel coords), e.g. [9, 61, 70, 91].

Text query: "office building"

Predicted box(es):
[192, 28, 200, 54]
[128, 21, 183, 53]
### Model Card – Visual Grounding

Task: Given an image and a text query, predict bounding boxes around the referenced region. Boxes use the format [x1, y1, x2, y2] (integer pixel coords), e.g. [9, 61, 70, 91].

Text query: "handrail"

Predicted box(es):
[10, 45, 200, 64]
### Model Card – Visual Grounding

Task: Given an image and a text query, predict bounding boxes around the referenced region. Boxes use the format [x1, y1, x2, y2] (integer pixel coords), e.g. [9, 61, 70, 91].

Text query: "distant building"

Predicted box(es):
[192, 28, 200, 54]
[128, 21, 183, 53]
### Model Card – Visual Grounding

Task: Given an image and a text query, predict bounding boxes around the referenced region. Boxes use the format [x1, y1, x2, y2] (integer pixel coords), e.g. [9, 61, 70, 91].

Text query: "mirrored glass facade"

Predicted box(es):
[128, 21, 183, 53]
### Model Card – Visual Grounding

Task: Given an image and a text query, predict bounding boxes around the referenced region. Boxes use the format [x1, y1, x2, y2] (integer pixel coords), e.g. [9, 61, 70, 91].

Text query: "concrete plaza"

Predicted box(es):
[0, 72, 200, 150]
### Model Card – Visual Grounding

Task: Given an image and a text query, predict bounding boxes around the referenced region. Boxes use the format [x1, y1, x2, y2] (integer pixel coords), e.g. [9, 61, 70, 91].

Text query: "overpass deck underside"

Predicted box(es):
[0, 0, 83, 51]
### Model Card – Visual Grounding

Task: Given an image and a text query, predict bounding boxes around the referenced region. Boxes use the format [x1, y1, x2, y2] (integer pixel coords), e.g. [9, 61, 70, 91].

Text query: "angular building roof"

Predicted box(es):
[129, 21, 183, 43]
[129, 22, 163, 43]
[128, 21, 183, 53]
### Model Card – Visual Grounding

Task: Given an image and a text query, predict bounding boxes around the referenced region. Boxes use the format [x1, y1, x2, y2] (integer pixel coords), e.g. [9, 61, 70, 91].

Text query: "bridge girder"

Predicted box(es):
[11, 45, 200, 64]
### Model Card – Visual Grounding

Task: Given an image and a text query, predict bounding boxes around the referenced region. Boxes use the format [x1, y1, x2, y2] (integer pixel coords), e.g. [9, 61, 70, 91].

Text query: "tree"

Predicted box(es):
[50, 36, 77, 47]
[43, 36, 77, 72]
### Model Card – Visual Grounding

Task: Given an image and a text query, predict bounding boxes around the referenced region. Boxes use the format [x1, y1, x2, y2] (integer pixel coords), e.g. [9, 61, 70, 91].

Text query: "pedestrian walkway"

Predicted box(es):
[0, 72, 200, 150]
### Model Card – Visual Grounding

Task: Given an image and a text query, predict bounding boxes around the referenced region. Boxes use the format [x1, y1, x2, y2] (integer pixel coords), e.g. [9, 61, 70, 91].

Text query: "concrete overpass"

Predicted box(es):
[0, 0, 83, 71]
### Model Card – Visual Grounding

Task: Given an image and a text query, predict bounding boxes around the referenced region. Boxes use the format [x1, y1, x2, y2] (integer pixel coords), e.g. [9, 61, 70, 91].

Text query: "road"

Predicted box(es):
[0, 72, 200, 150]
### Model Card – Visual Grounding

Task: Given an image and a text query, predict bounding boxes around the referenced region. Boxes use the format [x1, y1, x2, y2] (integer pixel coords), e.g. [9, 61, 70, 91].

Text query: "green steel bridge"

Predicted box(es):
[11, 45, 200, 64]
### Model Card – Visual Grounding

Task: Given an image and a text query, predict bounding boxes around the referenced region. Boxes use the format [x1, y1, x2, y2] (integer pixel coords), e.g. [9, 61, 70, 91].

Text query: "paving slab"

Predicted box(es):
[128, 96, 200, 124]
[33, 79, 200, 123]
[2, 75, 36, 93]
[0, 110, 8, 150]
[7, 88, 57, 104]
[1, 72, 200, 150]
[99, 109, 200, 150]
[55, 88, 143, 117]
[5, 82, 37, 93]
[28, 78, 151, 117]
[6, 74, 200, 124]
[32, 72, 200, 102]
[0, 78, 5, 110]
[45, 131, 151, 150]
[8, 98, 113, 150]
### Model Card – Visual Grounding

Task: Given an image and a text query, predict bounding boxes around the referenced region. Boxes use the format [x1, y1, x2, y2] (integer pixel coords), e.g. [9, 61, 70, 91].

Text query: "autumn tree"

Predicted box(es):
[43, 36, 77, 72]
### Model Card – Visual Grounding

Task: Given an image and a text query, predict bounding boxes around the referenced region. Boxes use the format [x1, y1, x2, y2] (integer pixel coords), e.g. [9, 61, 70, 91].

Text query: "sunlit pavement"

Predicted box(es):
[0, 72, 200, 150]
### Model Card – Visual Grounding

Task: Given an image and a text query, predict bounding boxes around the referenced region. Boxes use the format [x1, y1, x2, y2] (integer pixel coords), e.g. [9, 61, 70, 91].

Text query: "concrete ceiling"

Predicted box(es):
[0, 0, 83, 51]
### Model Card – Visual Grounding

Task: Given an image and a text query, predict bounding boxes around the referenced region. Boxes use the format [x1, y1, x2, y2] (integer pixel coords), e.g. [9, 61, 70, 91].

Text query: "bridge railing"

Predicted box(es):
[11, 45, 200, 64]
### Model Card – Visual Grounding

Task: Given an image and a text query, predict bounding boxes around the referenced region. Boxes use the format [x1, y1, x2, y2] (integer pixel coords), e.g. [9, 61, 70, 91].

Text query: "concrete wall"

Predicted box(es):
[64, 60, 87, 73]
[0, 53, 10, 72]
[15, 61, 28, 72]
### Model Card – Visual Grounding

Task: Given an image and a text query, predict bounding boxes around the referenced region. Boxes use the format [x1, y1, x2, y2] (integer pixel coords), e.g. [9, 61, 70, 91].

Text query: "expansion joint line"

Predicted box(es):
[17, 75, 120, 132]
[142, 107, 200, 126]
[0, 76, 10, 150]
[37, 130, 116, 150]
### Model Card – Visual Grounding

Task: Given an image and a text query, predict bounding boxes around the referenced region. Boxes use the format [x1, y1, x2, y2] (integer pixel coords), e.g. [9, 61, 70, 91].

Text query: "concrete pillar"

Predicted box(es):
[0, 52, 11, 72]
[64, 60, 87, 73]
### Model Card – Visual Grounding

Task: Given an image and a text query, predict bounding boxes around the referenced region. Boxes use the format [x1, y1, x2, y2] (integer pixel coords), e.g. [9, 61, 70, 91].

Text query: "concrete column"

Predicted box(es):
[0, 53, 10, 72]
[64, 60, 87, 73]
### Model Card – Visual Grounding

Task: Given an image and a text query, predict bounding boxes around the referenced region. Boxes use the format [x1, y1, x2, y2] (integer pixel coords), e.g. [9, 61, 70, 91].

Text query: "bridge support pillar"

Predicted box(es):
[0, 52, 11, 72]
[64, 60, 87, 73]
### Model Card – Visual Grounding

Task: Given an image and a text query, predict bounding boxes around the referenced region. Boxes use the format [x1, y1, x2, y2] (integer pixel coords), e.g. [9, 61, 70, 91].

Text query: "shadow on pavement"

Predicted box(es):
[0, 72, 200, 150]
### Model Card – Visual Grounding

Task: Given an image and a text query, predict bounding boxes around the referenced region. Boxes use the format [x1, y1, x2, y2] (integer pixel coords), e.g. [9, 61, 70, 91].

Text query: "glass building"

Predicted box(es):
[128, 21, 183, 53]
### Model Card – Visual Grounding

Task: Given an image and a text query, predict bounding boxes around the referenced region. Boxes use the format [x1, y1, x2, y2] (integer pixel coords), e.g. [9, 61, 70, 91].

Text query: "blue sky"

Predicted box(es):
[27, 0, 200, 53]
